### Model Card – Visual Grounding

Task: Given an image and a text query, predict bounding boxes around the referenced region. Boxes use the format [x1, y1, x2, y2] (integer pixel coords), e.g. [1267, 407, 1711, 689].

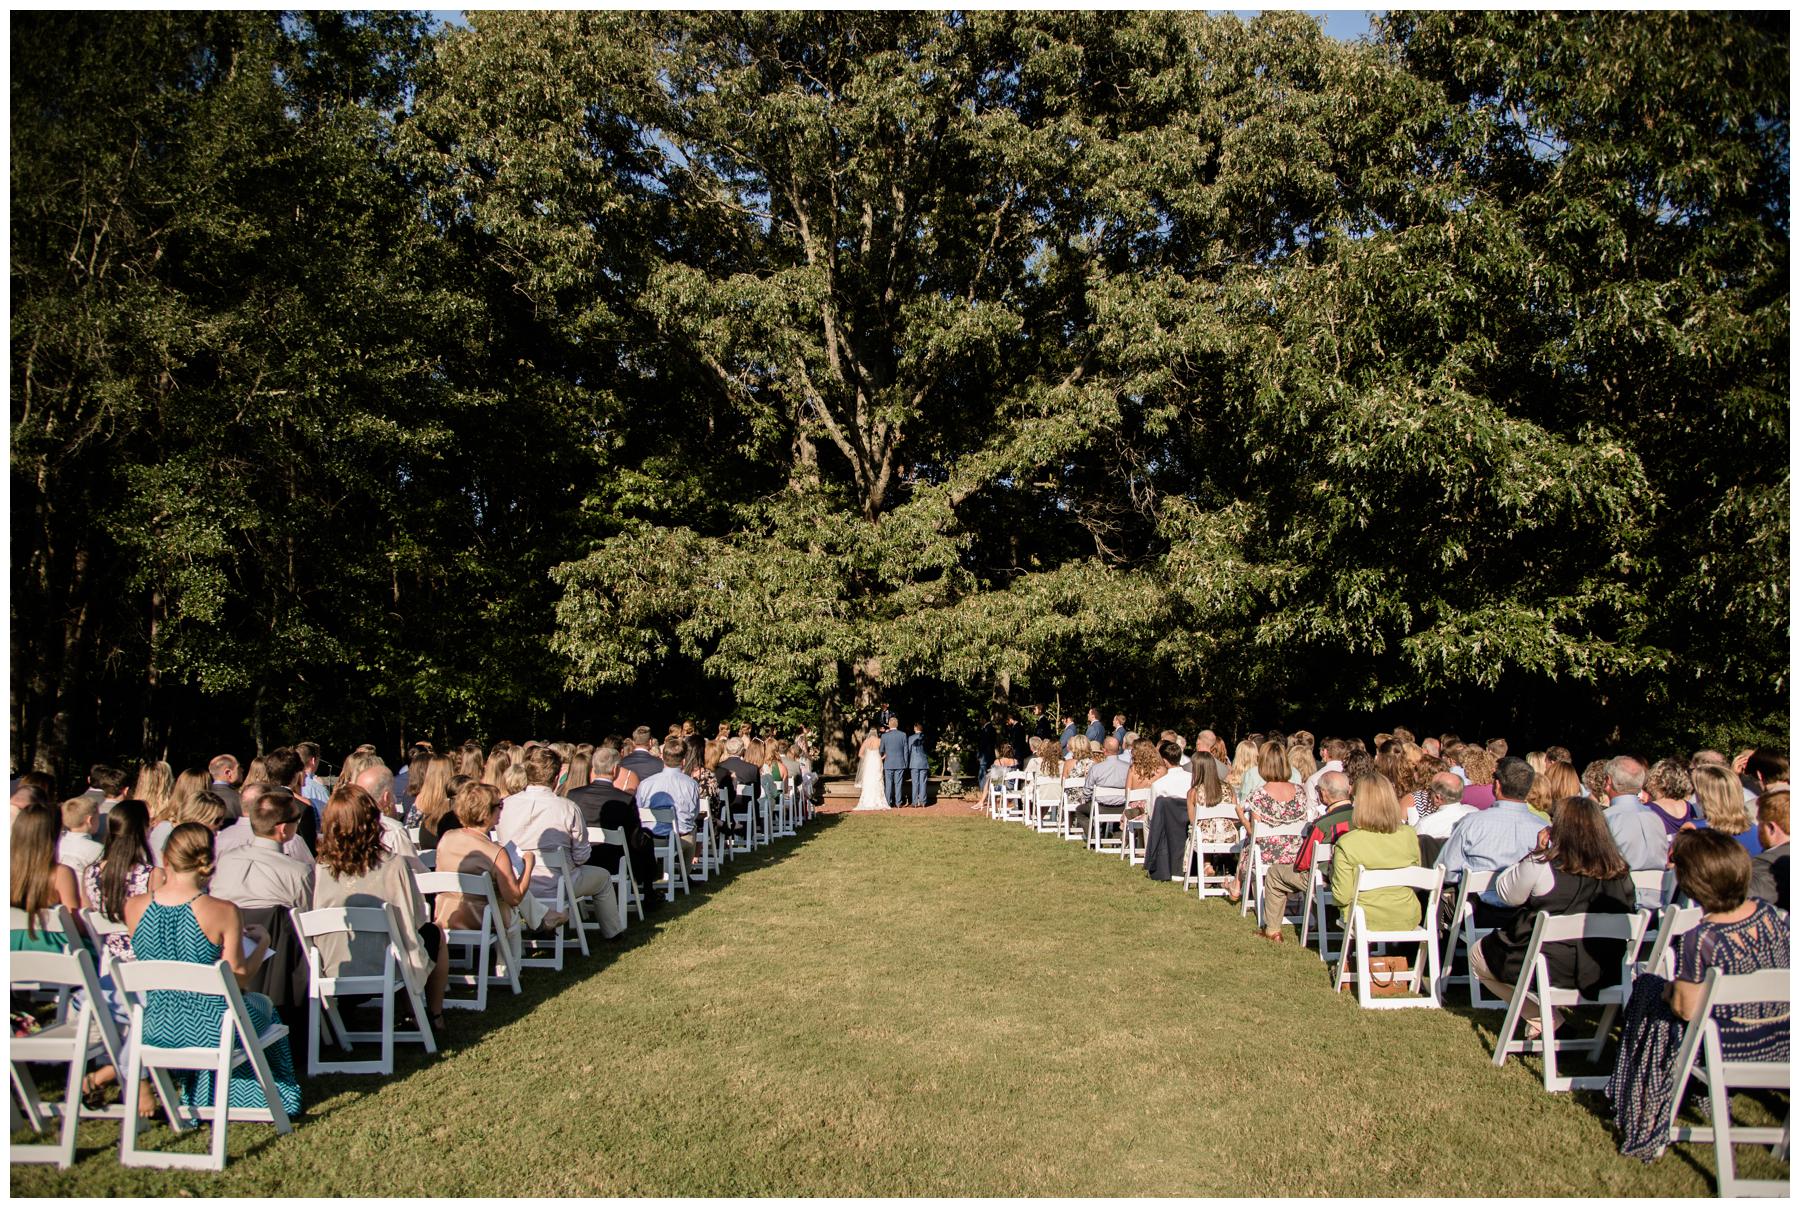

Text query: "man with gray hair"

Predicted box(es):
[1071, 736, 1128, 836]
[1413, 772, 1475, 842]
[355, 762, 421, 863]
[1602, 755, 1667, 870]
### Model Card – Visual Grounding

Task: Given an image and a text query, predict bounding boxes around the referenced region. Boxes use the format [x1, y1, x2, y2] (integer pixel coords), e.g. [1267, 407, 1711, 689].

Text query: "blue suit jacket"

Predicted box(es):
[1085, 720, 1106, 744]
[879, 729, 909, 769]
[906, 732, 929, 769]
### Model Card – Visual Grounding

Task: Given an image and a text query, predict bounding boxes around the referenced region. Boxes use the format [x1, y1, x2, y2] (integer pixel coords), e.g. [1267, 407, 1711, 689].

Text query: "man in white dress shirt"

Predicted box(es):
[496, 746, 622, 937]
[1304, 738, 1349, 816]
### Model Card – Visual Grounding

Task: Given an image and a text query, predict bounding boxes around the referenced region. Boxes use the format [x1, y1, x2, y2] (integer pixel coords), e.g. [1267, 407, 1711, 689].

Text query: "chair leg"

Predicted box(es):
[380, 984, 396, 1076]
[210, 1029, 233, 1170]
[1703, 1033, 1737, 1195]
[57, 1043, 83, 1167]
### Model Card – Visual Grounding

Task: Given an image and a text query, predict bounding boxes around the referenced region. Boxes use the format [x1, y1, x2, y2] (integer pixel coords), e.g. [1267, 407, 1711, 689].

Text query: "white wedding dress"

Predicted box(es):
[853, 742, 889, 811]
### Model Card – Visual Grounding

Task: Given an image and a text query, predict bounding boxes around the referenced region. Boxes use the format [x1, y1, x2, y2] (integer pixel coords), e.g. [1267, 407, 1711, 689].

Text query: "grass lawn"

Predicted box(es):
[12, 808, 1789, 1195]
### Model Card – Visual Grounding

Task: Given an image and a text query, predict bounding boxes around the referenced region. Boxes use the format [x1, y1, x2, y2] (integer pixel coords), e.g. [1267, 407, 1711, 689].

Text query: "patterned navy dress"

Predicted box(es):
[1605, 899, 1789, 1159]
[132, 898, 302, 1116]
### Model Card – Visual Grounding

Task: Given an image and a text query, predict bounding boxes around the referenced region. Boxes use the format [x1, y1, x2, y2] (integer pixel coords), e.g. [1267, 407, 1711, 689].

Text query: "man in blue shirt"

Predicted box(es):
[1059, 715, 1078, 756]
[636, 736, 702, 867]
[1602, 756, 1668, 870]
[1436, 756, 1548, 919]
[296, 741, 330, 817]
[1084, 708, 1106, 745]
[1111, 714, 1127, 747]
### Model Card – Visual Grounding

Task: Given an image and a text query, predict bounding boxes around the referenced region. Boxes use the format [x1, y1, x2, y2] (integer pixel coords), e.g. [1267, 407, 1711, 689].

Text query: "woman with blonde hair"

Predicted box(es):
[1228, 738, 1262, 806]
[1289, 745, 1319, 808]
[151, 771, 211, 861]
[1692, 763, 1761, 855]
[482, 747, 512, 790]
[1065, 734, 1095, 778]
[1526, 760, 1582, 821]
[1327, 774, 1423, 937]
[457, 741, 486, 779]
[1525, 751, 1549, 777]
[132, 760, 175, 822]
[412, 754, 459, 849]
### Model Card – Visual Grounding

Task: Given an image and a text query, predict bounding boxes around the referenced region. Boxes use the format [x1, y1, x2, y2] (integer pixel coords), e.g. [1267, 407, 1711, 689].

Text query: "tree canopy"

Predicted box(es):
[11, 10, 1788, 776]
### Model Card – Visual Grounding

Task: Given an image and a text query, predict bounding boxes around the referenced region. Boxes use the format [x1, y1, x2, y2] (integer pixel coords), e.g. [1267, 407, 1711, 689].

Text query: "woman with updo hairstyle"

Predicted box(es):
[124, 822, 301, 1116]
[312, 785, 447, 1034]
[1642, 758, 1697, 834]
[1691, 763, 1761, 855]
[11, 802, 83, 951]
[1606, 828, 1789, 1160]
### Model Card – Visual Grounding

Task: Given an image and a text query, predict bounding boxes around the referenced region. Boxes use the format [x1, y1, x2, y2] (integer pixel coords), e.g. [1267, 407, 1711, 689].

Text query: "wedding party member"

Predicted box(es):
[124, 822, 302, 1117]
[1606, 829, 1789, 1160]
[879, 719, 909, 808]
[907, 723, 930, 808]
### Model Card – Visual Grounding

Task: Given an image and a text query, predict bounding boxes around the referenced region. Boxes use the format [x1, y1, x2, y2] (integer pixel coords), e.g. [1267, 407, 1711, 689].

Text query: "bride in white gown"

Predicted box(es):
[852, 731, 889, 811]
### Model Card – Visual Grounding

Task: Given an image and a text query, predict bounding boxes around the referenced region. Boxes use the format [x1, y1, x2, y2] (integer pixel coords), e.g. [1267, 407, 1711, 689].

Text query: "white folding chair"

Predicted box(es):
[1666, 967, 1790, 1198]
[649, 807, 693, 898]
[1635, 905, 1704, 981]
[986, 773, 1003, 820]
[517, 847, 588, 970]
[1030, 776, 1063, 833]
[416, 848, 437, 871]
[1489, 908, 1652, 1091]
[776, 778, 798, 838]
[1000, 772, 1031, 823]
[1121, 787, 1154, 865]
[115, 958, 294, 1170]
[9, 946, 139, 1167]
[1089, 794, 1126, 853]
[710, 790, 734, 864]
[77, 908, 132, 968]
[1297, 842, 1341, 961]
[731, 783, 759, 854]
[1181, 805, 1245, 899]
[293, 903, 437, 1076]
[415, 870, 519, 1010]
[1241, 818, 1308, 926]
[1058, 776, 1087, 841]
[1332, 864, 1447, 1008]
[1632, 868, 1672, 912]
[1444, 870, 1509, 1009]
[588, 825, 645, 924]
[406, 825, 422, 846]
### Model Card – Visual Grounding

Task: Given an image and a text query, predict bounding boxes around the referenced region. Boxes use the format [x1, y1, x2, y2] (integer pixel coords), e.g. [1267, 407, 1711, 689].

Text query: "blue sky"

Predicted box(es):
[428, 10, 1380, 42]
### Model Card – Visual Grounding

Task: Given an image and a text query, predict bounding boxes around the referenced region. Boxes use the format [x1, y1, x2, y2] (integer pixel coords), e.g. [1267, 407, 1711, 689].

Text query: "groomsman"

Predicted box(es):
[907, 723, 930, 807]
[879, 718, 909, 808]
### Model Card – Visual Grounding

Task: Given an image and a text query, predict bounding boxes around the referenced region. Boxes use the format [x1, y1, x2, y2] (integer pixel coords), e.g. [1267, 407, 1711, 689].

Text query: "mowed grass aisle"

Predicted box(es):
[14, 810, 1781, 1195]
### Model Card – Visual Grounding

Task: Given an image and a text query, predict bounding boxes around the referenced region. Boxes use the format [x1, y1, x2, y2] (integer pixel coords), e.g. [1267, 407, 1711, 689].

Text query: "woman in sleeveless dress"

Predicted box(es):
[125, 822, 302, 1117]
[853, 732, 888, 811]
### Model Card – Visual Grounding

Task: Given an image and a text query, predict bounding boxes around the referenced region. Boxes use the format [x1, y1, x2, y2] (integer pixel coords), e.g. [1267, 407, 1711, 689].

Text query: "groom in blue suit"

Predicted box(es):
[879, 718, 909, 808]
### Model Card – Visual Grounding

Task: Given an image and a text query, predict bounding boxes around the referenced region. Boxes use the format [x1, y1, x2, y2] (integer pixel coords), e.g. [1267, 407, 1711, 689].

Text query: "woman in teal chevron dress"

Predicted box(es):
[125, 822, 301, 1117]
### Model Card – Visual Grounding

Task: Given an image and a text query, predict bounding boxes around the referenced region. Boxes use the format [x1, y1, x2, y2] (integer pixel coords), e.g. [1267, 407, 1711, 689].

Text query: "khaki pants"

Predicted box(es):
[1260, 862, 1311, 931]
[568, 863, 626, 939]
[1470, 936, 1549, 1025]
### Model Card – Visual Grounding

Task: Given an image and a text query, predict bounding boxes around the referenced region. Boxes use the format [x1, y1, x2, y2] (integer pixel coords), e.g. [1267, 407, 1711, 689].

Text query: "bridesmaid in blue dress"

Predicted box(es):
[124, 822, 301, 1117]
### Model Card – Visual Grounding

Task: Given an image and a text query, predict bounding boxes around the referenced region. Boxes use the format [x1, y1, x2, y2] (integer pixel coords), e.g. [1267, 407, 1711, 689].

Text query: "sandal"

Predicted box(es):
[1256, 929, 1285, 944]
[80, 1072, 110, 1110]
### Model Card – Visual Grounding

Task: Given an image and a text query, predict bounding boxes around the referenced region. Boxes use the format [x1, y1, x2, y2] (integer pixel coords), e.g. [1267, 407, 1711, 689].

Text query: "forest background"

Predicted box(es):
[10, 10, 1789, 778]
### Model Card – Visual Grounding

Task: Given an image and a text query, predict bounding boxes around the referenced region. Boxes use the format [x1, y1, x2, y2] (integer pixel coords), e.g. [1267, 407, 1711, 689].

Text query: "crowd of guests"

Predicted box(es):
[10, 721, 818, 1126]
[991, 723, 1790, 1167]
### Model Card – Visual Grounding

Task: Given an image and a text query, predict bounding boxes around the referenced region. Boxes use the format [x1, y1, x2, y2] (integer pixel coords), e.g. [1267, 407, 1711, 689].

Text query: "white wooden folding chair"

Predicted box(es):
[293, 902, 437, 1076]
[9, 945, 141, 1167]
[776, 778, 798, 838]
[1632, 868, 1672, 912]
[1121, 787, 1154, 865]
[1666, 967, 1790, 1198]
[77, 909, 132, 974]
[649, 807, 693, 898]
[1059, 777, 1087, 841]
[1089, 794, 1126, 853]
[1635, 905, 1703, 981]
[731, 782, 759, 854]
[516, 847, 587, 970]
[1297, 842, 1341, 961]
[999, 772, 1031, 823]
[115, 958, 294, 1170]
[1331, 864, 1447, 1008]
[1029, 776, 1062, 833]
[1444, 869, 1509, 1009]
[1180, 805, 1244, 898]
[414, 870, 519, 1010]
[588, 825, 645, 924]
[1489, 908, 1652, 1091]
[1241, 818, 1308, 926]
[689, 804, 716, 882]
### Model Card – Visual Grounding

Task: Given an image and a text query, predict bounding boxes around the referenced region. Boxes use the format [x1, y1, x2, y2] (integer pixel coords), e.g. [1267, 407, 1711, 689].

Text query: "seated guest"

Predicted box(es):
[1642, 759, 1698, 834]
[434, 782, 563, 937]
[125, 823, 299, 1116]
[637, 737, 703, 874]
[481, 747, 512, 792]
[1411, 772, 1475, 843]
[209, 790, 314, 912]
[11, 803, 83, 951]
[1525, 760, 1582, 822]
[216, 784, 316, 864]
[1606, 829, 1790, 1159]
[498, 747, 622, 937]
[150, 768, 208, 860]
[78, 764, 132, 818]
[1258, 770, 1353, 941]
[57, 794, 105, 882]
[1748, 789, 1788, 911]
[81, 800, 162, 963]
[311, 786, 447, 1035]
[1123, 740, 1162, 845]
[986, 742, 1019, 786]
[1472, 797, 1636, 1038]
[1071, 737, 1127, 837]
[1691, 763, 1763, 856]
[1458, 749, 1498, 810]
[620, 726, 664, 784]
[1064, 735, 1096, 778]
[411, 754, 459, 851]
[1603, 756, 1671, 869]
[569, 746, 658, 905]
[354, 762, 422, 862]
[1236, 741, 1308, 908]
[206, 753, 244, 819]
[1143, 741, 1191, 882]
[1435, 756, 1548, 924]
[1329, 773, 1423, 938]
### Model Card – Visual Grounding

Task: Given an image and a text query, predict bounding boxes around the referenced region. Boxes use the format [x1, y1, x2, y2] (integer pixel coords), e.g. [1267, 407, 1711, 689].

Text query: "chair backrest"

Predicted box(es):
[599, 827, 629, 848]
[586, 825, 607, 844]
[9, 946, 102, 997]
[114, 955, 236, 998]
[81, 908, 131, 940]
[648, 805, 677, 827]
[10, 903, 77, 940]
[1248, 817, 1307, 839]
[1701, 966, 1791, 1007]
[295, 904, 393, 941]
[1534, 909, 1647, 945]
[1351, 863, 1446, 898]
[1312, 842, 1334, 873]
[1631, 868, 1668, 906]
[418, 848, 437, 870]
[1125, 787, 1154, 806]
[416, 869, 498, 904]
[1639, 904, 1703, 976]
[1060, 776, 1085, 791]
